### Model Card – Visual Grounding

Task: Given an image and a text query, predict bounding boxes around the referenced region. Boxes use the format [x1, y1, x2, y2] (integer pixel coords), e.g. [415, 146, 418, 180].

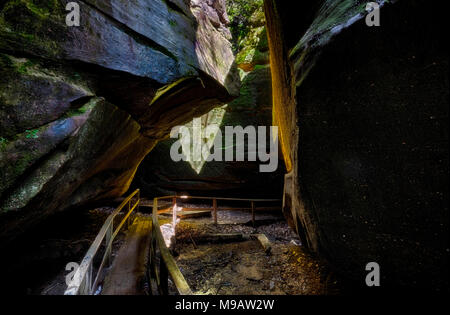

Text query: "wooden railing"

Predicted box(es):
[149, 196, 193, 295]
[65, 191, 280, 296]
[169, 195, 280, 226]
[64, 189, 141, 295]
[148, 195, 280, 295]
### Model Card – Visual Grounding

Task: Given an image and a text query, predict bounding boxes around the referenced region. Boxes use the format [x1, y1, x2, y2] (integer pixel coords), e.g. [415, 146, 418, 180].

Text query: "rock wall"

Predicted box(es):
[135, 66, 285, 198]
[265, 0, 448, 290]
[134, 1, 284, 198]
[0, 0, 239, 243]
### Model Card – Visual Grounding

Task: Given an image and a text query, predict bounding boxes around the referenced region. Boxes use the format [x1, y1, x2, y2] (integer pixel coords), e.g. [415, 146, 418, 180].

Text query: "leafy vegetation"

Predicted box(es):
[17, 60, 34, 74]
[0, 0, 65, 58]
[0, 137, 8, 150]
[226, 0, 263, 52]
[25, 129, 39, 139]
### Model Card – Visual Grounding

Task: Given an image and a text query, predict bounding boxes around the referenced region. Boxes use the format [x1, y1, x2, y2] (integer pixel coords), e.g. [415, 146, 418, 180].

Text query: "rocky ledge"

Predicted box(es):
[0, 0, 239, 243]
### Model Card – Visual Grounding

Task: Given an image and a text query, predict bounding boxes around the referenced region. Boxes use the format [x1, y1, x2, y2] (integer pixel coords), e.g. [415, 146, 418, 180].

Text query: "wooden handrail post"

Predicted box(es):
[172, 197, 177, 230]
[160, 255, 169, 295]
[80, 269, 88, 295]
[89, 263, 93, 294]
[105, 223, 113, 267]
[127, 200, 131, 229]
[151, 231, 156, 275]
[83, 263, 93, 295]
[172, 197, 177, 248]
[251, 201, 255, 228]
[213, 198, 218, 225]
[137, 190, 140, 213]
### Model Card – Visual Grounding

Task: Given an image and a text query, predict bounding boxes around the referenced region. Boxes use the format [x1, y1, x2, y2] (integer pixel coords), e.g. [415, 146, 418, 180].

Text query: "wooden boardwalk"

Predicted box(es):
[65, 190, 280, 295]
[102, 217, 152, 295]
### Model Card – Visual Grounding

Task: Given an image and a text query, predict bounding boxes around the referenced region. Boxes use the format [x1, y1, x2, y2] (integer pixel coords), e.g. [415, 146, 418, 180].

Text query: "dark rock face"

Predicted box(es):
[265, 0, 448, 290]
[0, 0, 239, 243]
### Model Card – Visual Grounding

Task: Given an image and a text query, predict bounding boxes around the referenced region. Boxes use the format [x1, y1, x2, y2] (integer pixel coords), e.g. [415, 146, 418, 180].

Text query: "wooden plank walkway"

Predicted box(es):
[102, 217, 152, 295]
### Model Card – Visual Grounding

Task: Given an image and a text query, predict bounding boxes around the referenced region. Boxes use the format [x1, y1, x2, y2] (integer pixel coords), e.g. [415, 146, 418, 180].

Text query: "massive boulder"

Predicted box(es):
[265, 0, 448, 290]
[134, 1, 284, 198]
[134, 65, 284, 198]
[0, 0, 239, 243]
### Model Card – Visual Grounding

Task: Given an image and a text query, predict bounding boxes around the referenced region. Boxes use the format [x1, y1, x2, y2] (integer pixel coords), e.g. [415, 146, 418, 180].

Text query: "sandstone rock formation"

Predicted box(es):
[265, 0, 448, 290]
[0, 0, 239, 243]
[134, 0, 284, 198]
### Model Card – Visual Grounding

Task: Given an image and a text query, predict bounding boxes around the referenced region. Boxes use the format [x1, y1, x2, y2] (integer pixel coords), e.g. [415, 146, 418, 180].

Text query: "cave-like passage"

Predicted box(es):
[64, 191, 283, 295]
[60, 186, 341, 295]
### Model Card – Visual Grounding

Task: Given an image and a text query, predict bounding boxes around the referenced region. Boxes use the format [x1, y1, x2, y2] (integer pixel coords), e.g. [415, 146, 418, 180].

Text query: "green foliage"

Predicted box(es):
[254, 64, 268, 70]
[0, 137, 8, 150]
[0, 0, 65, 57]
[2, 0, 60, 17]
[25, 129, 39, 139]
[65, 97, 97, 118]
[17, 60, 33, 74]
[65, 106, 88, 117]
[226, 0, 263, 52]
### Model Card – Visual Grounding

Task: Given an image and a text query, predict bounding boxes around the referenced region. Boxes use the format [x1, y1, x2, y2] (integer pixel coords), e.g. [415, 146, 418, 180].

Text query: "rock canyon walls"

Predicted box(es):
[265, 0, 448, 290]
[0, 0, 239, 243]
[134, 0, 285, 198]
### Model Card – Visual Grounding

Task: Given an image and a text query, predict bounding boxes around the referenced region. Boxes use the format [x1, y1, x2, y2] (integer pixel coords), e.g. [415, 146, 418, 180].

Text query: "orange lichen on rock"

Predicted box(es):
[264, 0, 295, 172]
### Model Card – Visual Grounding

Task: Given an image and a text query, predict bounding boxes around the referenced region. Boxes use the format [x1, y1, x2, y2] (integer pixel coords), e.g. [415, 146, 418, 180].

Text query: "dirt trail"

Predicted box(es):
[172, 210, 342, 295]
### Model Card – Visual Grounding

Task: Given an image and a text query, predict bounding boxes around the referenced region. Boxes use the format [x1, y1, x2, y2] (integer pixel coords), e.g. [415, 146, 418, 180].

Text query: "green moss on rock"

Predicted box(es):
[64, 97, 97, 118]
[0, 0, 64, 58]
[0, 137, 8, 151]
[0, 53, 14, 70]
